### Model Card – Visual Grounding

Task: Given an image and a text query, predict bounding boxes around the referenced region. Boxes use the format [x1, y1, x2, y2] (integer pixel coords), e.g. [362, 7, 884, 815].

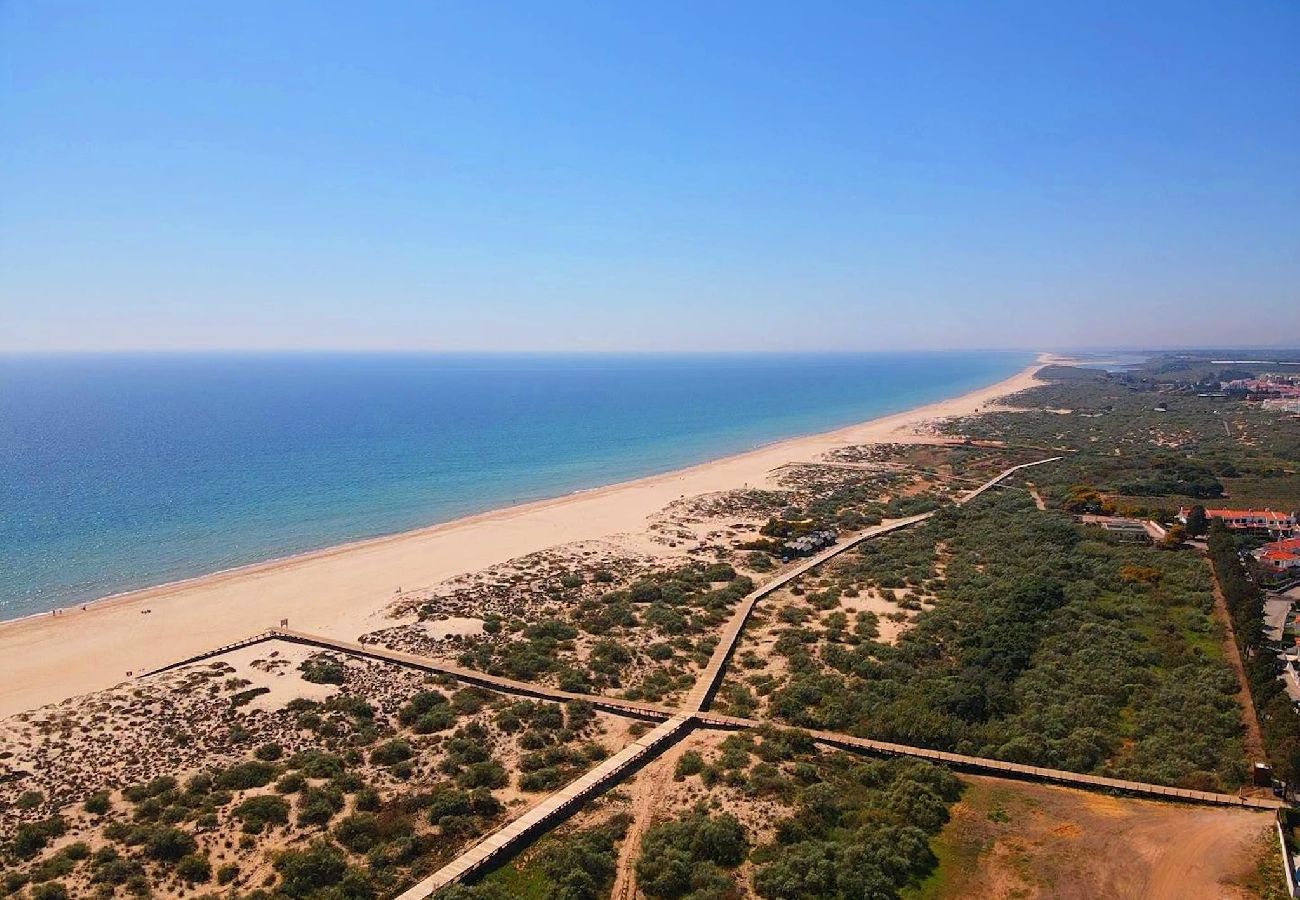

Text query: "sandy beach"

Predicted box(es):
[0, 358, 1049, 717]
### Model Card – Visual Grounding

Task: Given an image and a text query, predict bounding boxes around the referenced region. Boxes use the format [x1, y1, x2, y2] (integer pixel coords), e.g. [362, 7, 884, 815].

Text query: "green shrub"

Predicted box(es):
[176, 852, 212, 882]
[231, 686, 271, 706]
[451, 688, 491, 715]
[214, 760, 279, 790]
[276, 772, 307, 794]
[334, 811, 414, 854]
[297, 785, 346, 827]
[287, 750, 346, 779]
[144, 825, 197, 862]
[369, 739, 413, 766]
[674, 751, 705, 780]
[84, 790, 112, 815]
[12, 816, 66, 859]
[703, 563, 737, 582]
[233, 795, 290, 833]
[354, 786, 381, 811]
[398, 690, 449, 726]
[273, 839, 371, 898]
[299, 655, 347, 685]
[16, 790, 44, 810]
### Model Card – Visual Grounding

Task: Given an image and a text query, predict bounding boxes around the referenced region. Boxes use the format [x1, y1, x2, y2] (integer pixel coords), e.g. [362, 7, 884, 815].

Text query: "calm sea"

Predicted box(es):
[0, 351, 1031, 617]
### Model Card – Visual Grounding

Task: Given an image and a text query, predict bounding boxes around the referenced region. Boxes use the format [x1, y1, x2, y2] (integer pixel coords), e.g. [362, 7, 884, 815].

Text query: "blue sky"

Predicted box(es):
[2, 1, 1297, 351]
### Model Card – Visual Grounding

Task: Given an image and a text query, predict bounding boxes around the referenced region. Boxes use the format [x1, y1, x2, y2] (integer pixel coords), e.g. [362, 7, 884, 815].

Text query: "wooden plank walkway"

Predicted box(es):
[143, 631, 277, 676]
[395, 714, 693, 899]
[152, 454, 1285, 900]
[270, 629, 677, 722]
[695, 713, 1286, 811]
[681, 512, 933, 712]
[954, 456, 1062, 506]
[683, 456, 1061, 712]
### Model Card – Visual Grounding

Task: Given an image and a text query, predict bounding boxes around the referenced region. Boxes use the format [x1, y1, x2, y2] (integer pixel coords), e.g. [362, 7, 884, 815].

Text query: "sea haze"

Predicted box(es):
[0, 351, 1031, 617]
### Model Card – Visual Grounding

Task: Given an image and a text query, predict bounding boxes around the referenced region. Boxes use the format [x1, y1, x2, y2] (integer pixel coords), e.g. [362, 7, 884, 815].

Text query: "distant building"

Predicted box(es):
[1079, 515, 1153, 543]
[783, 530, 838, 556]
[1178, 507, 1297, 535]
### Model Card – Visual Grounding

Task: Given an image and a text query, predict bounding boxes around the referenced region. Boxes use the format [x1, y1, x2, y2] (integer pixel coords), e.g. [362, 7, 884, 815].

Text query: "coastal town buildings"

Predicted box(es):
[1254, 537, 1300, 574]
[1178, 506, 1298, 535]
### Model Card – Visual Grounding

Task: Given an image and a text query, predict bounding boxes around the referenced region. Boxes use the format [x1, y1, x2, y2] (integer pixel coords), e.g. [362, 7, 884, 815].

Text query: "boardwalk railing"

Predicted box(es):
[142, 631, 277, 676]
[695, 713, 1285, 812]
[395, 715, 693, 899]
[131, 454, 1286, 900]
[683, 512, 933, 712]
[269, 629, 676, 722]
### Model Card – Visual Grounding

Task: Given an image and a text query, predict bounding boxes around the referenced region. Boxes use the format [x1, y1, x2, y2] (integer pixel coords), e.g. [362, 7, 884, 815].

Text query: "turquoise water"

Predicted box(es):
[0, 351, 1031, 617]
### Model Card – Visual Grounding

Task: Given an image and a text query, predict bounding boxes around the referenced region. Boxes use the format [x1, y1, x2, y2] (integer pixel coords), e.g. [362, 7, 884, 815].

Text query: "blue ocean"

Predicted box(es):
[0, 351, 1031, 617]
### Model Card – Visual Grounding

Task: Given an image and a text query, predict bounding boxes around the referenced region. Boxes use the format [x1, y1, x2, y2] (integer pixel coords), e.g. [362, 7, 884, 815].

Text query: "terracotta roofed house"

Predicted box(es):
[1178, 507, 1298, 535]
[1254, 536, 1300, 574]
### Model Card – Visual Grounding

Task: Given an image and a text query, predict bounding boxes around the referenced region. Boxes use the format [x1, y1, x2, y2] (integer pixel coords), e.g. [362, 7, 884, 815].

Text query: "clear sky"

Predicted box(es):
[2, 1, 1297, 352]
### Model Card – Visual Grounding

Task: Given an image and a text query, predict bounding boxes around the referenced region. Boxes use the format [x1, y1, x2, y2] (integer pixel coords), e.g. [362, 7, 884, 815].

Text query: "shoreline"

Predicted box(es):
[2, 358, 1041, 625]
[0, 355, 1053, 717]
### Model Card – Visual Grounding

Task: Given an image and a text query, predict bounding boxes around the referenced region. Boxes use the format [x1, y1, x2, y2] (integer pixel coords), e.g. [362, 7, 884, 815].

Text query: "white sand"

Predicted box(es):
[0, 358, 1049, 717]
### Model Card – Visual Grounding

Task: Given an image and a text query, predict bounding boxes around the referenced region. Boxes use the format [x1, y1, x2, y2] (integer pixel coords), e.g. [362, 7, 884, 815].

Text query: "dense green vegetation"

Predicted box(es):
[636, 807, 748, 899]
[744, 491, 1248, 789]
[659, 726, 963, 900]
[440, 816, 632, 900]
[1208, 520, 1300, 786]
[941, 359, 1300, 513]
[752, 757, 961, 899]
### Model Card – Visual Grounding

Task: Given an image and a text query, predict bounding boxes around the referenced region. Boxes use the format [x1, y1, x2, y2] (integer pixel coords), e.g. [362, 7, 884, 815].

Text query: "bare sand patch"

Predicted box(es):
[911, 775, 1274, 900]
[423, 616, 485, 640]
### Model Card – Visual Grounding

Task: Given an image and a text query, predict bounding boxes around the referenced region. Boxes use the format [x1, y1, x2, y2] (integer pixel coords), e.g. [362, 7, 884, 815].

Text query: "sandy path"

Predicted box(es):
[0, 361, 1047, 717]
[610, 738, 694, 900]
[1028, 483, 1048, 511]
[1209, 569, 1267, 763]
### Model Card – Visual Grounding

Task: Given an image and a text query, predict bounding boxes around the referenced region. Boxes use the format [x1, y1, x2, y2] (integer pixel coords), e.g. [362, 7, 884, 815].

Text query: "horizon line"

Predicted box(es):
[0, 345, 1298, 358]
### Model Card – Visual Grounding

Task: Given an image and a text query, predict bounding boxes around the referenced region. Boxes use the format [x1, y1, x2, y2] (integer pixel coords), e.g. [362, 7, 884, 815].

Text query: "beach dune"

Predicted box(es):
[0, 362, 1045, 717]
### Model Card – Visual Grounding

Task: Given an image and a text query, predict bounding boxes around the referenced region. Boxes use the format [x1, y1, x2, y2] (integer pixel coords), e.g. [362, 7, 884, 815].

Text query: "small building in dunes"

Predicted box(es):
[783, 530, 838, 557]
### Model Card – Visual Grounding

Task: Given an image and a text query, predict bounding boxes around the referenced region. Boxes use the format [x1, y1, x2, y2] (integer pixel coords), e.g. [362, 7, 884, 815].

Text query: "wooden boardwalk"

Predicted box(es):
[394, 715, 693, 899]
[695, 713, 1286, 811]
[269, 629, 676, 721]
[135, 455, 1289, 900]
[683, 455, 1061, 712]
[681, 512, 933, 712]
[143, 631, 277, 676]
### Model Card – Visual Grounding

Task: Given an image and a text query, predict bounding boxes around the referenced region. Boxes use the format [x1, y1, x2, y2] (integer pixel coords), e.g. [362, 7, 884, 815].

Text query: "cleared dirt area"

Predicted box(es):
[907, 775, 1279, 900]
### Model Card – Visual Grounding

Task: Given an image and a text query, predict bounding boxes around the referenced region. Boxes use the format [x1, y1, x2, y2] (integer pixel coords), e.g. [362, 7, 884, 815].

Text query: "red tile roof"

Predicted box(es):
[1179, 507, 1297, 525]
